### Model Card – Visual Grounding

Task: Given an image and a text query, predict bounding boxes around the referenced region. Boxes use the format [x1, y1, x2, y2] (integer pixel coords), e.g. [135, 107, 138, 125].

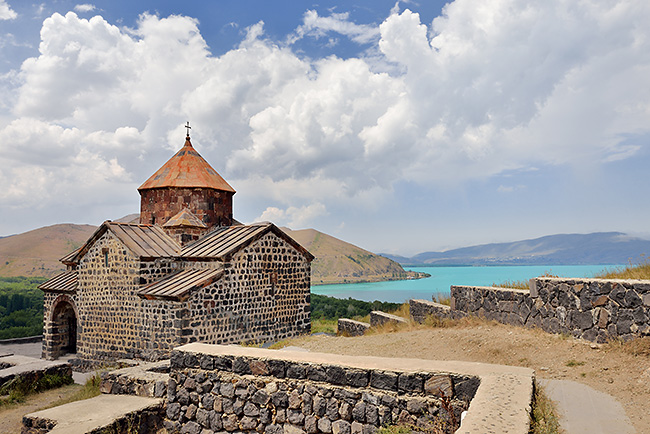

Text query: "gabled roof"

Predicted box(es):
[60, 221, 312, 266]
[66, 221, 180, 265]
[181, 222, 314, 262]
[38, 271, 78, 292]
[163, 208, 207, 228]
[138, 136, 235, 193]
[138, 267, 223, 301]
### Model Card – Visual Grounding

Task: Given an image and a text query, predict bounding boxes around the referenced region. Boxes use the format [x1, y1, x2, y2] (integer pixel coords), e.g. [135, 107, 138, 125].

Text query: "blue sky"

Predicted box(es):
[0, 0, 649, 256]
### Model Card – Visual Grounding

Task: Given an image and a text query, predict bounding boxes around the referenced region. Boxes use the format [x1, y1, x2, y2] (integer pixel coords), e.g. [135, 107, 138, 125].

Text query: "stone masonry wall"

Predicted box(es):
[139, 187, 233, 228]
[181, 232, 311, 346]
[442, 278, 650, 343]
[74, 231, 147, 361]
[164, 347, 478, 434]
[43, 229, 311, 362]
[141, 299, 183, 361]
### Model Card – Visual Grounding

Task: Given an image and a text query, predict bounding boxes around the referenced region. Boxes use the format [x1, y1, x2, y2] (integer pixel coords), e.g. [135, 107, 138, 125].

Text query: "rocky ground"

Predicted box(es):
[289, 320, 650, 433]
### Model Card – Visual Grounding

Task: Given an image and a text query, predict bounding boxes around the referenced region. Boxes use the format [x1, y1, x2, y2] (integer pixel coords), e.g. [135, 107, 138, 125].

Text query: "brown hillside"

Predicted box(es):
[0, 224, 97, 277]
[281, 227, 416, 285]
[0, 222, 417, 284]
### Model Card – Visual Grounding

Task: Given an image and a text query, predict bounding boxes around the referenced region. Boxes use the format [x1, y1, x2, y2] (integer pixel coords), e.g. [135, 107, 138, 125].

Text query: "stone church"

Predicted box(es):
[39, 129, 313, 361]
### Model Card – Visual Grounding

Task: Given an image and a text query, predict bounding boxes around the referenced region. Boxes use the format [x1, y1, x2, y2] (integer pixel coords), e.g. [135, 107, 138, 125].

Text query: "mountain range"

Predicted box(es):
[2, 223, 648, 281]
[0, 221, 418, 284]
[381, 232, 650, 266]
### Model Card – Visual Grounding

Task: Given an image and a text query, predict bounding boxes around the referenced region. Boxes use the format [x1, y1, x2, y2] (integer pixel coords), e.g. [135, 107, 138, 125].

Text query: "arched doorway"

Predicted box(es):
[51, 298, 77, 357]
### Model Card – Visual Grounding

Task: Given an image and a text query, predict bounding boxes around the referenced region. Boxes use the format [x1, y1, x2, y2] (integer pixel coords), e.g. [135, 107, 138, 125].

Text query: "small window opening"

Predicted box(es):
[269, 271, 278, 297]
[102, 247, 109, 267]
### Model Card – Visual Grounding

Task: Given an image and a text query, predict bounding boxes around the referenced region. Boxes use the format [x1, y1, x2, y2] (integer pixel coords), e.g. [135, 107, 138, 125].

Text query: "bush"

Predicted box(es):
[310, 293, 401, 321]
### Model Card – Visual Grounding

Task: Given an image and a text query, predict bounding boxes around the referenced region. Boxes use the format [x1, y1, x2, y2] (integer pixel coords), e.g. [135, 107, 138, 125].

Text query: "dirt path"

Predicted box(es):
[289, 322, 650, 433]
[0, 384, 81, 434]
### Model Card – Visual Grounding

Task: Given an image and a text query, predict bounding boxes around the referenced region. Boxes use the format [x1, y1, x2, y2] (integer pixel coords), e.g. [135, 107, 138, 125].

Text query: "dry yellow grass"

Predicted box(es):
[595, 257, 650, 280]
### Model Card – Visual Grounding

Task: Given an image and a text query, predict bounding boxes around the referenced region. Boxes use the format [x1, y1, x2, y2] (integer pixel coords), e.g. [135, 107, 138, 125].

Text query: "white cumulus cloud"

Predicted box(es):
[0, 0, 16, 20]
[1, 1, 649, 237]
[289, 10, 380, 45]
[73, 4, 96, 13]
[257, 203, 328, 228]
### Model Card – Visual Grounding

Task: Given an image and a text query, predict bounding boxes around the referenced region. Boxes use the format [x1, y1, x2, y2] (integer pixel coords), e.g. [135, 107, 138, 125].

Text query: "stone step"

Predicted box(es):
[22, 394, 164, 434]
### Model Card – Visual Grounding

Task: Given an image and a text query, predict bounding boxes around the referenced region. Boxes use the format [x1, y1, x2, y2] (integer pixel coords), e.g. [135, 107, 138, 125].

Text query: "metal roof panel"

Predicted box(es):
[38, 271, 78, 292]
[138, 267, 223, 300]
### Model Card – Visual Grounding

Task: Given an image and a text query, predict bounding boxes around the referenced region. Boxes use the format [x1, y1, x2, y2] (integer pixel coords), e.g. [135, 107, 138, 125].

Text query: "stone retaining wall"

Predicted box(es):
[337, 319, 370, 337]
[165, 344, 482, 434]
[414, 277, 650, 343]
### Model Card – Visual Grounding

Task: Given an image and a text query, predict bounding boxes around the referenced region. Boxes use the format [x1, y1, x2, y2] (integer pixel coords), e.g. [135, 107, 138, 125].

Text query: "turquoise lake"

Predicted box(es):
[311, 264, 624, 303]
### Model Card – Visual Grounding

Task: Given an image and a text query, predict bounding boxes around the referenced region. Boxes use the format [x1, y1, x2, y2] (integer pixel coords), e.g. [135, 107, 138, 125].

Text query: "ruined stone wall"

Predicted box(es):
[139, 187, 233, 228]
[180, 232, 311, 346]
[337, 319, 370, 337]
[164, 347, 478, 434]
[441, 278, 650, 343]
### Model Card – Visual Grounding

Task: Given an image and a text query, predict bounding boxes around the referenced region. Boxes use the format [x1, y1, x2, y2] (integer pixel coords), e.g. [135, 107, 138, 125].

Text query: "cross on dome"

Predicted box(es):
[185, 121, 191, 137]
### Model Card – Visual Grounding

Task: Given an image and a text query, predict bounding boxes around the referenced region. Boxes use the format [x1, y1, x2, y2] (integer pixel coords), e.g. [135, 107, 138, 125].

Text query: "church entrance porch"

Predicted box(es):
[48, 297, 77, 359]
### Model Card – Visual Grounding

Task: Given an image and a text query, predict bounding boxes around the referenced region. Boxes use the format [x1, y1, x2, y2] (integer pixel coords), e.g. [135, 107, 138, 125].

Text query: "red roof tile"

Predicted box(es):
[138, 136, 235, 192]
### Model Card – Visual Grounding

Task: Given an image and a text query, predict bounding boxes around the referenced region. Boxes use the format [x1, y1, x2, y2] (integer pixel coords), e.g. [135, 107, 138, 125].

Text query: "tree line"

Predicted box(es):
[0, 276, 45, 339]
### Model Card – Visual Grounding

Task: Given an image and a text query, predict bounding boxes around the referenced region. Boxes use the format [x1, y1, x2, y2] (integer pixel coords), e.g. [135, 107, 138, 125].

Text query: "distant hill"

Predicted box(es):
[0, 224, 96, 277]
[382, 232, 650, 266]
[281, 228, 422, 285]
[0, 221, 417, 285]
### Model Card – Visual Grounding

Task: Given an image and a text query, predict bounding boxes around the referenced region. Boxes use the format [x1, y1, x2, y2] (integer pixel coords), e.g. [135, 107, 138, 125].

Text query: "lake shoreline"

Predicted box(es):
[311, 264, 624, 303]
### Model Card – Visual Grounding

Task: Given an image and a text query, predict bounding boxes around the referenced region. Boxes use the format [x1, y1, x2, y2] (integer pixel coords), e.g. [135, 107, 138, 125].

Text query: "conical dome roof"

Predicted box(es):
[138, 136, 235, 193]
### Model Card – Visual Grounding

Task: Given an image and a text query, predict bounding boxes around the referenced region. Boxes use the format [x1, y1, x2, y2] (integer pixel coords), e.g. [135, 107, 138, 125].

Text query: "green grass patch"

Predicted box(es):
[0, 372, 74, 407]
[311, 318, 337, 334]
[565, 359, 585, 367]
[41, 374, 101, 409]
